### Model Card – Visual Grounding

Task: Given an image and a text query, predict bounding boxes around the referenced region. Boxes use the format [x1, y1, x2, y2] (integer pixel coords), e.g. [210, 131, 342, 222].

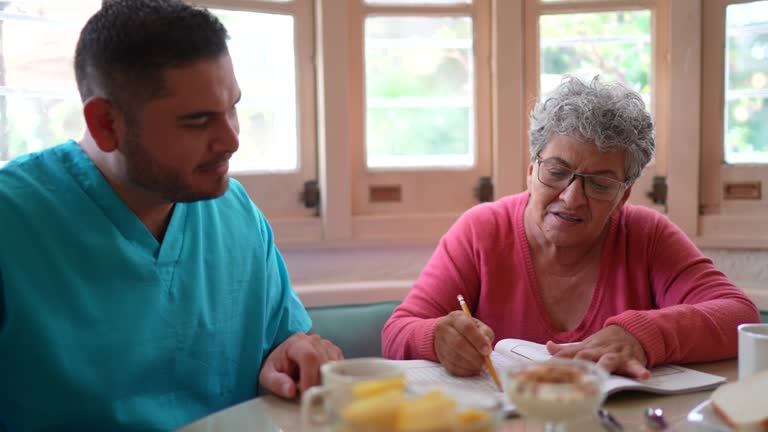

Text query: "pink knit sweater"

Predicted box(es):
[382, 193, 760, 367]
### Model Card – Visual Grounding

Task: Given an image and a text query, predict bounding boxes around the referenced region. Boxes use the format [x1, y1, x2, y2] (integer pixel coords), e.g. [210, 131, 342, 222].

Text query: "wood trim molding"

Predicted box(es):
[295, 279, 413, 307]
[316, 0, 354, 240]
[492, 0, 527, 198]
[663, 0, 701, 236]
[699, 0, 728, 215]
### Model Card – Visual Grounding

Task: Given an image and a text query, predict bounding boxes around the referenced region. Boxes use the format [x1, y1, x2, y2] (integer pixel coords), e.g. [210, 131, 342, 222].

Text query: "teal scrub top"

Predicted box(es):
[0, 141, 311, 431]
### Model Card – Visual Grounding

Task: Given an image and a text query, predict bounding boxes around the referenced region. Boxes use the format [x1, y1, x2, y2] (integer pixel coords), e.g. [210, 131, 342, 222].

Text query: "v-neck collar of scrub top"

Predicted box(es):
[59, 140, 187, 265]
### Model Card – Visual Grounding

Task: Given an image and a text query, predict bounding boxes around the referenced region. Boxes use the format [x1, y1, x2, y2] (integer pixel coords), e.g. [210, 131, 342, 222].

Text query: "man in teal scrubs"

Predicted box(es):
[0, 1, 342, 430]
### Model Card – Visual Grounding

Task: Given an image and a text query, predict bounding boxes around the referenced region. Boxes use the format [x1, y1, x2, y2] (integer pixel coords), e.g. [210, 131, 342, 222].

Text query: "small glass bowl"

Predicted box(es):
[502, 358, 608, 427]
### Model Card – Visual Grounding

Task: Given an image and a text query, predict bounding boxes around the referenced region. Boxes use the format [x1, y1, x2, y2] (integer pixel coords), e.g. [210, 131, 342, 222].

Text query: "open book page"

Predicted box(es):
[400, 359, 516, 413]
[601, 365, 726, 395]
[493, 339, 726, 395]
[399, 352, 529, 392]
[402, 359, 501, 394]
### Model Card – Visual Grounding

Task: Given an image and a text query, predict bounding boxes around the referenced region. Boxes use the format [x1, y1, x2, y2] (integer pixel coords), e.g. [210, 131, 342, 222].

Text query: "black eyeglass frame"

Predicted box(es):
[534, 156, 630, 202]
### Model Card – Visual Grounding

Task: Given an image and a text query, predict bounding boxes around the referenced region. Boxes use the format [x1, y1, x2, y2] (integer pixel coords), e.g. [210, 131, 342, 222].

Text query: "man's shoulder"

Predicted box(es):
[0, 142, 72, 182]
[1, 150, 47, 185]
[0, 144, 71, 208]
[0, 143, 90, 240]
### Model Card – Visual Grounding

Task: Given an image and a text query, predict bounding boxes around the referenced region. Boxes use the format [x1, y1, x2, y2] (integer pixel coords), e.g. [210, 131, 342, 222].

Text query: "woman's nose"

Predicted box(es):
[559, 175, 588, 204]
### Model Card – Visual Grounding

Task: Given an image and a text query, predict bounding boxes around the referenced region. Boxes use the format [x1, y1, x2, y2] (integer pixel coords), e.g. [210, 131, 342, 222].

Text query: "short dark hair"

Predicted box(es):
[74, 0, 229, 110]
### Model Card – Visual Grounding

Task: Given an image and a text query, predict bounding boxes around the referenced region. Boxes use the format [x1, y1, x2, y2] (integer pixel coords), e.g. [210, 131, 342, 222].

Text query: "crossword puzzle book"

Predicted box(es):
[399, 338, 726, 413]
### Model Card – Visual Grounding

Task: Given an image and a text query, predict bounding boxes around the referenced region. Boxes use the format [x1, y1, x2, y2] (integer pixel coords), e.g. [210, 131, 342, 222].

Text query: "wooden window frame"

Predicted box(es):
[699, 0, 768, 248]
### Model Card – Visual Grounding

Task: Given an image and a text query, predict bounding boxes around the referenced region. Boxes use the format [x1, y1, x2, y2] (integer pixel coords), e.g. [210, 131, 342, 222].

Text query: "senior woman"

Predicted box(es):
[381, 76, 760, 379]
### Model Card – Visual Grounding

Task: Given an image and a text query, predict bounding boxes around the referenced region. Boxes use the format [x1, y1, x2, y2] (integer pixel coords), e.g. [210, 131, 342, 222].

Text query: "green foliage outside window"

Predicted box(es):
[724, 1, 768, 160]
[365, 17, 473, 164]
[539, 11, 652, 103]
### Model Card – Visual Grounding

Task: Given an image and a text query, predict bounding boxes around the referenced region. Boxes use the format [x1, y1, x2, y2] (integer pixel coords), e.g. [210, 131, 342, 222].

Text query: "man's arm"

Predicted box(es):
[233, 186, 342, 398]
[251, 198, 313, 348]
[256, 216, 343, 397]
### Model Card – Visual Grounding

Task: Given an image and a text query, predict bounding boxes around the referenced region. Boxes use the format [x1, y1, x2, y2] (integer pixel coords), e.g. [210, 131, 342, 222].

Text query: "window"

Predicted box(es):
[7, 0, 765, 248]
[701, 0, 768, 244]
[0, 1, 101, 166]
[365, 16, 475, 169]
[538, 10, 652, 105]
[345, 0, 492, 237]
[723, 1, 768, 164]
[212, 9, 299, 173]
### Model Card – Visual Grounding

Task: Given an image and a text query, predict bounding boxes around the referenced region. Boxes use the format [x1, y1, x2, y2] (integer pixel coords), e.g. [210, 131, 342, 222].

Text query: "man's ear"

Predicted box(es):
[83, 97, 121, 152]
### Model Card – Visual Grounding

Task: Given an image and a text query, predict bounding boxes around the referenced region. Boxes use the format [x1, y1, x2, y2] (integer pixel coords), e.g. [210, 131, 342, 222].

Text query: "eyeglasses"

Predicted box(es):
[535, 157, 627, 202]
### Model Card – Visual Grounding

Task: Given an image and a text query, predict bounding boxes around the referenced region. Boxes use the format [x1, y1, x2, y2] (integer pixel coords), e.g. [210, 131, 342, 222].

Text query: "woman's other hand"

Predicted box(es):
[546, 325, 650, 379]
[434, 311, 495, 376]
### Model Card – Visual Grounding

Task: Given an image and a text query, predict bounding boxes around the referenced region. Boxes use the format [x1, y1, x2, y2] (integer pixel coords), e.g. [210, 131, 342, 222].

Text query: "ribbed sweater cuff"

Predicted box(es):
[417, 318, 440, 362]
[604, 310, 665, 367]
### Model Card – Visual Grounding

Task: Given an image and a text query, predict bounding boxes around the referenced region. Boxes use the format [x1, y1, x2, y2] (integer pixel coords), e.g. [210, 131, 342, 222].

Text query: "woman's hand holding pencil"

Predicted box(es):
[432, 295, 501, 389]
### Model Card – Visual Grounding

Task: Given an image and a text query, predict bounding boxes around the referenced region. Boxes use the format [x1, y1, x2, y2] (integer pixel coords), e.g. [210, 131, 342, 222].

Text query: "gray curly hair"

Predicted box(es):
[529, 76, 655, 183]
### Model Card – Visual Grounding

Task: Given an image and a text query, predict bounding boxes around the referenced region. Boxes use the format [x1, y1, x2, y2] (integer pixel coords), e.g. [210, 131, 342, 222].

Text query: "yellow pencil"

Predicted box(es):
[456, 294, 502, 390]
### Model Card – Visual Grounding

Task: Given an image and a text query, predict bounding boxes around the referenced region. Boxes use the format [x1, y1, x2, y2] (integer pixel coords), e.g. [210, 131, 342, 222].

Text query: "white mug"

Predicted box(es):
[300, 358, 405, 430]
[738, 323, 768, 379]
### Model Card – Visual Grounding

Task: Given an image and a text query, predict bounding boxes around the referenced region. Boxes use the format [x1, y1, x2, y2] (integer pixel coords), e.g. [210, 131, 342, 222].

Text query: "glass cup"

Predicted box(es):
[502, 358, 608, 432]
[301, 358, 405, 430]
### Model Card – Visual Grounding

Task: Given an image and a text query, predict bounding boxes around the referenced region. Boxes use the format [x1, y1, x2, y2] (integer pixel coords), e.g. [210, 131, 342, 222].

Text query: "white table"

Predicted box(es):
[177, 359, 737, 432]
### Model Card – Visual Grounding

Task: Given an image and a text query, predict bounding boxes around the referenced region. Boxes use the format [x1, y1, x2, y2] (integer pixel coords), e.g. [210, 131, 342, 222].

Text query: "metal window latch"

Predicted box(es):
[300, 180, 320, 209]
[646, 176, 667, 206]
[474, 176, 494, 203]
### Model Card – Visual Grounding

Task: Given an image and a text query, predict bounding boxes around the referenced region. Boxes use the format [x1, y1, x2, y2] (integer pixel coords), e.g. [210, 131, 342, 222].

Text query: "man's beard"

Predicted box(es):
[121, 129, 229, 203]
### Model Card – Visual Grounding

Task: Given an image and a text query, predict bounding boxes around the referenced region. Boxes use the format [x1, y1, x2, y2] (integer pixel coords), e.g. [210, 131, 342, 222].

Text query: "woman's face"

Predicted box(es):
[525, 134, 633, 249]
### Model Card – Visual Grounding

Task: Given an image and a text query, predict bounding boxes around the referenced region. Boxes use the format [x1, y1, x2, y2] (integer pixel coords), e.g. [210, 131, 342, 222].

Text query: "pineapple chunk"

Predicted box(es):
[397, 390, 458, 432]
[458, 408, 492, 432]
[459, 408, 488, 423]
[351, 376, 406, 399]
[341, 388, 404, 431]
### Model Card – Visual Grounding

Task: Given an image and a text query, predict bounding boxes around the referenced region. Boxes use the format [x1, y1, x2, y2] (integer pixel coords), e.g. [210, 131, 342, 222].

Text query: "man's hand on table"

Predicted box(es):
[546, 325, 651, 379]
[259, 332, 343, 398]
